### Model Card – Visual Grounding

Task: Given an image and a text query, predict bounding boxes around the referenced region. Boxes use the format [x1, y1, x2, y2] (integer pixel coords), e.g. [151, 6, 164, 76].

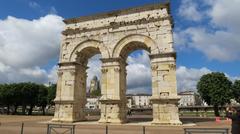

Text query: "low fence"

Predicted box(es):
[184, 128, 229, 134]
[0, 122, 149, 134]
[0, 122, 231, 134]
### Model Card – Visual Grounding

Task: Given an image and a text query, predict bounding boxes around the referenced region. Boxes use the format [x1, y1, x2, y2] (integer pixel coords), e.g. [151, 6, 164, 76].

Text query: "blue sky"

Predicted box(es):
[0, 0, 239, 93]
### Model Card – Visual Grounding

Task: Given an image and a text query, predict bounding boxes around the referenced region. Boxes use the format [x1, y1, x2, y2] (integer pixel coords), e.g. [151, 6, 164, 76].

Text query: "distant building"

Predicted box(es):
[89, 76, 100, 92]
[88, 76, 101, 97]
[85, 97, 100, 109]
[178, 91, 203, 106]
[126, 96, 133, 108]
[127, 94, 152, 108]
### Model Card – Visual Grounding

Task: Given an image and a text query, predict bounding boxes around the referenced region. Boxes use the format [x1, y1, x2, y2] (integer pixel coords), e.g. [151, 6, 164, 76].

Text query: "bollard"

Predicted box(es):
[47, 124, 50, 134]
[73, 125, 75, 134]
[20, 122, 24, 134]
[106, 125, 108, 134]
[143, 126, 145, 134]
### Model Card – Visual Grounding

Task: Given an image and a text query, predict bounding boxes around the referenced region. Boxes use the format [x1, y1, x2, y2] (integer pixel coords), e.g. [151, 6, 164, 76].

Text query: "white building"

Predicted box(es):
[178, 91, 197, 106]
[86, 94, 152, 109]
[85, 97, 100, 109]
[127, 94, 151, 108]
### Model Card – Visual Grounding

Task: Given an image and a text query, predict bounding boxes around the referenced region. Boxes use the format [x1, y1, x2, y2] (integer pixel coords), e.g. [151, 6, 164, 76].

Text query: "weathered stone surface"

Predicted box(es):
[52, 2, 182, 125]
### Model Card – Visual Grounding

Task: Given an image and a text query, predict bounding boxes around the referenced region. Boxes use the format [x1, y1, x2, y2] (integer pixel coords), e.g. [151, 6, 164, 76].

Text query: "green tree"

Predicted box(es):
[0, 84, 4, 107]
[10, 83, 24, 115]
[0, 84, 14, 114]
[232, 80, 240, 103]
[90, 89, 101, 97]
[197, 72, 233, 116]
[37, 84, 48, 115]
[0, 84, 3, 106]
[47, 84, 56, 105]
[21, 82, 39, 115]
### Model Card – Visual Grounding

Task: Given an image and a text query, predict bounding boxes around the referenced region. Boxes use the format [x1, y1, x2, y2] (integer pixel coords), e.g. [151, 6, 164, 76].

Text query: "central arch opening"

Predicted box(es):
[118, 41, 153, 122]
[126, 50, 152, 122]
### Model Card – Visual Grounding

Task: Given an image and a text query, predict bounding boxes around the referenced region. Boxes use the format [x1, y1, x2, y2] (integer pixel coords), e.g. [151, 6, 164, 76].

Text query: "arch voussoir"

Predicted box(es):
[112, 34, 159, 58]
[69, 40, 110, 62]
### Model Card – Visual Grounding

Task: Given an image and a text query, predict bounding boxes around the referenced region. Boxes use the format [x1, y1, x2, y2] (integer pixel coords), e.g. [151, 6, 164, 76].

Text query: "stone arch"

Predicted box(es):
[112, 34, 159, 59]
[69, 40, 110, 62]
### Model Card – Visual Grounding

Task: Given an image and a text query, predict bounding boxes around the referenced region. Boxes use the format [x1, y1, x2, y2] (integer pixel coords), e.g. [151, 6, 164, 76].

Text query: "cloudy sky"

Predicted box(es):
[0, 0, 239, 94]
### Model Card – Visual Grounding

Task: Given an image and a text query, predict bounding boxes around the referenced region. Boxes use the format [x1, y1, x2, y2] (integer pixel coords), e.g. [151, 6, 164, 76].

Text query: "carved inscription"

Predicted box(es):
[65, 80, 74, 86]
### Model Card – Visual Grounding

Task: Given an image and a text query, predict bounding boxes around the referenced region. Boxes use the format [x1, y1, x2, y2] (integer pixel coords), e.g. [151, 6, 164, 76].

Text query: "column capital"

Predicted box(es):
[100, 57, 123, 63]
[100, 57, 127, 66]
[149, 52, 176, 59]
[58, 61, 88, 69]
[58, 61, 81, 66]
[57, 70, 63, 76]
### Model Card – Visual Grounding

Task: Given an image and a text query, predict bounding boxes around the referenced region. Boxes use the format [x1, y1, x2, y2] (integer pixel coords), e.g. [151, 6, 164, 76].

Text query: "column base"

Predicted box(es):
[98, 99, 127, 124]
[51, 116, 86, 123]
[151, 119, 182, 125]
[151, 97, 182, 126]
[52, 101, 86, 123]
[98, 118, 126, 124]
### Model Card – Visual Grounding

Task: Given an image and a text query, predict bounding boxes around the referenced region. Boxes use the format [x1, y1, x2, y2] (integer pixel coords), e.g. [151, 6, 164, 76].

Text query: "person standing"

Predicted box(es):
[226, 106, 240, 134]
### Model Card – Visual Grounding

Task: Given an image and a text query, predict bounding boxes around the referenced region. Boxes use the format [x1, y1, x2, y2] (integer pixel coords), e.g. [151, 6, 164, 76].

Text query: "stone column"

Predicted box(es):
[150, 52, 182, 125]
[52, 62, 87, 122]
[98, 58, 127, 124]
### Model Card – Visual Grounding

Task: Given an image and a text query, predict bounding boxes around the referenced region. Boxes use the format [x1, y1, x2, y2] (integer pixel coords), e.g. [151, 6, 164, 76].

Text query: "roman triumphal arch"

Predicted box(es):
[52, 3, 182, 125]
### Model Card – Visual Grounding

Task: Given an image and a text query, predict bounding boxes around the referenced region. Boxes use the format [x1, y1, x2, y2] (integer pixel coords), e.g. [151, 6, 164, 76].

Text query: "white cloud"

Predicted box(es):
[208, 0, 240, 32]
[176, 27, 240, 61]
[0, 64, 57, 84]
[178, 0, 203, 22]
[126, 51, 151, 94]
[29, 1, 41, 9]
[49, 6, 58, 15]
[28, 1, 58, 15]
[127, 51, 150, 67]
[176, 66, 240, 92]
[0, 15, 64, 84]
[0, 15, 64, 68]
[127, 64, 151, 90]
[47, 65, 58, 83]
[176, 66, 211, 92]
[175, 0, 240, 62]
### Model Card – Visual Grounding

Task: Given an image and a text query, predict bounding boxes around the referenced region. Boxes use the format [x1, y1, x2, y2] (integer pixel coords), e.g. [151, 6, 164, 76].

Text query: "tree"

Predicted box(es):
[0, 84, 3, 106]
[0, 84, 4, 109]
[37, 84, 48, 115]
[0, 82, 52, 115]
[232, 80, 240, 103]
[0, 84, 14, 114]
[47, 84, 56, 105]
[90, 89, 101, 97]
[21, 82, 39, 115]
[197, 72, 233, 116]
[10, 83, 23, 115]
